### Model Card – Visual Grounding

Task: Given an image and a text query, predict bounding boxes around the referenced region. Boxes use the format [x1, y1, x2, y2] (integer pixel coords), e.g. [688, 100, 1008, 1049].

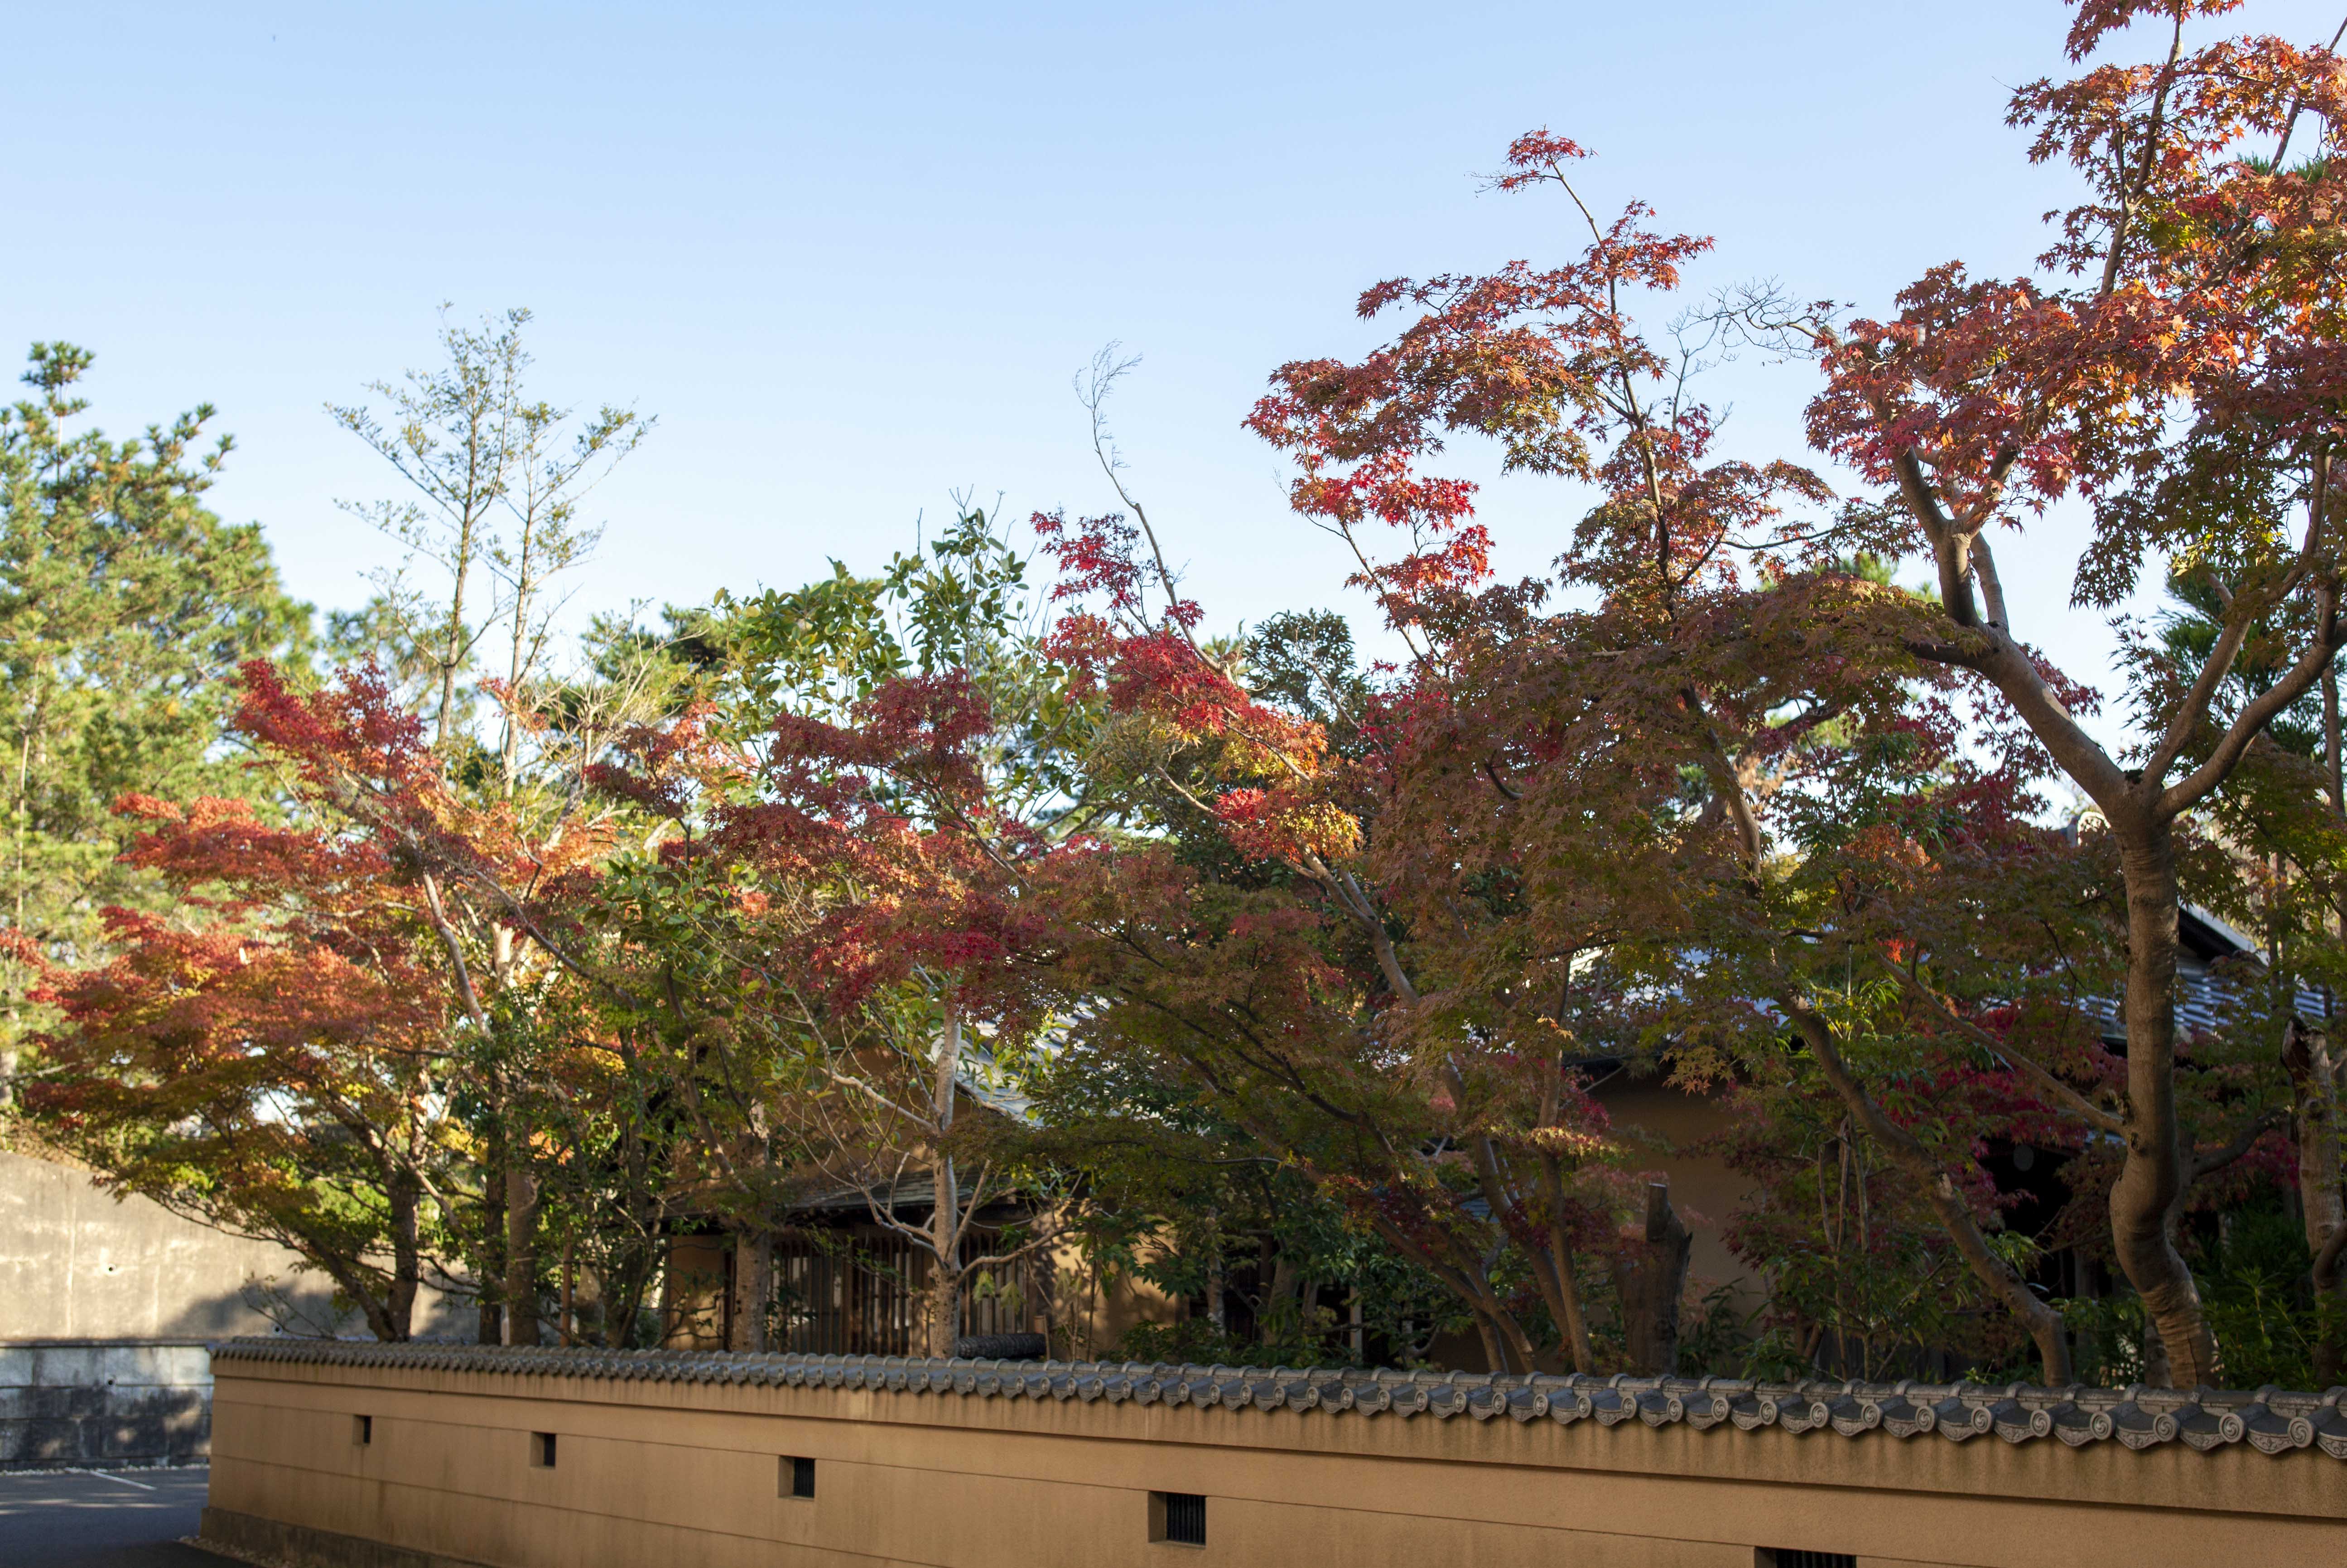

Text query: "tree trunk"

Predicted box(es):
[2325, 665, 2342, 818]
[334, 1254, 403, 1343]
[559, 1243, 575, 1346]
[1898, 473, 2240, 1385]
[1263, 1241, 1301, 1346]
[474, 1112, 507, 1352]
[2284, 1019, 2347, 1383]
[923, 1253, 960, 1359]
[2318, 667, 2347, 1385]
[387, 1167, 422, 1343]
[922, 1153, 962, 1356]
[503, 1160, 541, 1346]
[925, 1004, 965, 1357]
[477, 1119, 507, 1344]
[1472, 1314, 1510, 1375]
[1536, 1155, 1597, 1373]
[729, 1225, 772, 1352]
[1612, 1180, 1692, 1376]
[2110, 828, 2217, 1386]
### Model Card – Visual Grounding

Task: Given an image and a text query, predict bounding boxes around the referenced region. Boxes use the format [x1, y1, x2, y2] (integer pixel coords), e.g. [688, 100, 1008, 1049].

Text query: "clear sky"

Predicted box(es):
[10, 1, 2344, 751]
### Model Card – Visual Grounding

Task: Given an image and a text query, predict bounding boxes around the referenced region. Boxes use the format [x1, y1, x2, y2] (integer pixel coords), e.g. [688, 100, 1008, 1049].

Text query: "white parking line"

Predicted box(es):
[55, 1469, 158, 1490]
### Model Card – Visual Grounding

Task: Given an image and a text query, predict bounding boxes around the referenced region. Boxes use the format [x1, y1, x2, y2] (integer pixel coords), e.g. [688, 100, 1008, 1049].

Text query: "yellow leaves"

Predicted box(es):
[1517, 1123, 1611, 1160]
[1214, 787, 1363, 865]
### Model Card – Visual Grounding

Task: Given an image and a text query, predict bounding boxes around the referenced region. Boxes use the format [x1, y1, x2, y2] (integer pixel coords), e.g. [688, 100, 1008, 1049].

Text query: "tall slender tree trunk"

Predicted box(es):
[387, 1167, 422, 1343]
[1263, 1246, 1301, 1346]
[2325, 666, 2342, 819]
[2111, 827, 2217, 1386]
[478, 1119, 507, 1344]
[1472, 1315, 1510, 1376]
[559, 1243, 576, 1346]
[729, 1225, 772, 1352]
[2284, 1019, 2347, 1383]
[1535, 1155, 1596, 1373]
[923, 1247, 961, 1359]
[923, 1002, 966, 1358]
[433, 525, 474, 750]
[503, 1158, 541, 1346]
[2315, 670, 2347, 1385]
[4, 726, 36, 1114]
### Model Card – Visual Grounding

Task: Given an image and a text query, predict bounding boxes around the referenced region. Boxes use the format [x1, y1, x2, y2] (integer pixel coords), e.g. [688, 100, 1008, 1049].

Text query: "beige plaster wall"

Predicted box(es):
[1595, 1078, 1759, 1310]
[204, 1356, 2342, 1568]
[1050, 1239, 1181, 1360]
[662, 1235, 728, 1348]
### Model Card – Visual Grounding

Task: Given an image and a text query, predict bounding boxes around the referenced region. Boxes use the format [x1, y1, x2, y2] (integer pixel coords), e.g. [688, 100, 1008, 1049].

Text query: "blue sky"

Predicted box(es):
[10, 1, 2343, 746]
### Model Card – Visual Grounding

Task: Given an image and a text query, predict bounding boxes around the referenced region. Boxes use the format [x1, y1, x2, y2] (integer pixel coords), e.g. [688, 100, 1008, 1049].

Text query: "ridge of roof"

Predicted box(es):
[210, 1339, 2347, 1460]
[2179, 904, 2257, 960]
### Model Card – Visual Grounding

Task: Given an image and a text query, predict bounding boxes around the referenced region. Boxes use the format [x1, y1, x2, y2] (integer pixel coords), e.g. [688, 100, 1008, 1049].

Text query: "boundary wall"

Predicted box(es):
[201, 1341, 2347, 1568]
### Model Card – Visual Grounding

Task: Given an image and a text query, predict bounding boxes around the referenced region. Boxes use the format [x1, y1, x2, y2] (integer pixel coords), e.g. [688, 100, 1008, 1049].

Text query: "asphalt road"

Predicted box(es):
[0, 1467, 216, 1567]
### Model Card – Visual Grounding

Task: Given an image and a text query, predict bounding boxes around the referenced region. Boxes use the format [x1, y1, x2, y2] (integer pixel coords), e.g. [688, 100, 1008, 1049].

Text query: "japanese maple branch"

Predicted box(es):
[1879, 955, 2126, 1135]
[1299, 848, 1419, 1004]
[2097, 5, 2189, 302]
[418, 873, 491, 1032]
[1783, 998, 2073, 1382]
[2272, 15, 2347, 165]
[1319, 513, 1442, 677]
[2144, 471, 2333, 794]
[2159, 579, 2344, 817]
[2192, 1108, 2284, 1178]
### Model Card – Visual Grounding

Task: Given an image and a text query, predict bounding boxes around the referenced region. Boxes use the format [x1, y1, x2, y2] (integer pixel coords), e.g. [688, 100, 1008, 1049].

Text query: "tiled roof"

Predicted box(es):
[210, 1339, 2347, 1460]
[2080, 960, 2331, 1043]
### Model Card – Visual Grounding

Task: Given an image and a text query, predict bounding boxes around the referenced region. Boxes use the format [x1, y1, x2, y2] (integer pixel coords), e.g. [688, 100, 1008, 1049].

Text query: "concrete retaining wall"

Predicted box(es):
[0, 1151, 350, 1342]
[0, 1148, 328, 1469]
[0, 1150, 468, 1469]
[201, 1341, 2347, 1568]
[0, 1340, 212, 1467]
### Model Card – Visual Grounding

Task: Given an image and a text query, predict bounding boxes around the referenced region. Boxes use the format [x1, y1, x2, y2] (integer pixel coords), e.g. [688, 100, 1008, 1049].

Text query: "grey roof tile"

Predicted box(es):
[203, 1339, 2347, 1461]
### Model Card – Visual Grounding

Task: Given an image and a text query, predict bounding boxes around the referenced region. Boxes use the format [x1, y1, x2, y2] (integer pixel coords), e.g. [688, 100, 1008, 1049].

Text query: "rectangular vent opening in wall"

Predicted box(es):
[781, 1456, 815, 1500]
[353, 1415, 371, 1446]
[530, 1431, 557, 1469]
[1759, 1551, 1855, 1568]
[1150, 1492, 1206, 1547]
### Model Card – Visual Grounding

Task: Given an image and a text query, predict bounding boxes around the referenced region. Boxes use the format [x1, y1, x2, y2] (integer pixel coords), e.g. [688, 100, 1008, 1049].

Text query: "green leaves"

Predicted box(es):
[0, 342, 310, 1083]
